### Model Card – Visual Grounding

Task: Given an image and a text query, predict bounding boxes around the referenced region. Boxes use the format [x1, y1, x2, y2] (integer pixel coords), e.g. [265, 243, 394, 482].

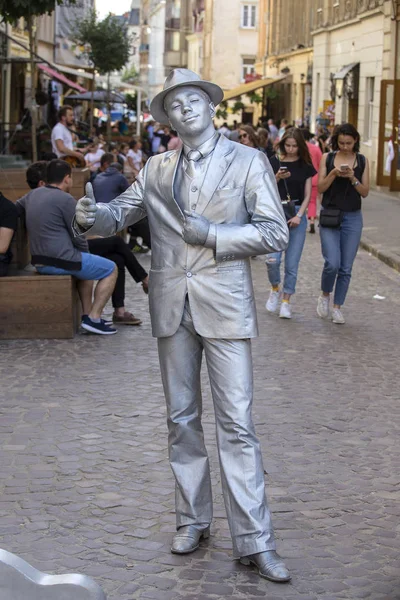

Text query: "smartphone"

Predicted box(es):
[280, 166, 288, 172]
[340, 164, 349, 171]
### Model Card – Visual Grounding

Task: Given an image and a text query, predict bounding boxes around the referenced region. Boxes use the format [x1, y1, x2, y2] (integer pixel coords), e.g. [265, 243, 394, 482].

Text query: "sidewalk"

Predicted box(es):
[360, 188, 400, 271]
[1, 239, 399, 599]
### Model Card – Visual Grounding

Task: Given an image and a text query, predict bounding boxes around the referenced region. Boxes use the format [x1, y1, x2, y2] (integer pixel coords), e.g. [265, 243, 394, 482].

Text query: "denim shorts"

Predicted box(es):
[35, 252, 115, 280]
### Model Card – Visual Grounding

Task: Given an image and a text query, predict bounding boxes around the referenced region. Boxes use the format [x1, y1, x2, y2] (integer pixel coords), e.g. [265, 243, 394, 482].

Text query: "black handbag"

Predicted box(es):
[279, 160, 297, 222]
[320, 155, 346, 228]
[319, 208, 343, 228]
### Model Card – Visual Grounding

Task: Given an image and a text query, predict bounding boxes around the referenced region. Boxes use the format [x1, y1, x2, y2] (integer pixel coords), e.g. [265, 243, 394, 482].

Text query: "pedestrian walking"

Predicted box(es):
[301, 129, 322, 233]
[316, 123, 370, 324]
[167, 129, 183, 151]
[265, 127, 316, 318]
[238, 125, 259, 149]
[258, 127, 275, 159]
[278, 118, 289, 140]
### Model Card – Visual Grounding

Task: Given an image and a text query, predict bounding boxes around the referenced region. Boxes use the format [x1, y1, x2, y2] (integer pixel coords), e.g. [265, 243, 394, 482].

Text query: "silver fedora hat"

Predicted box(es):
[150, 68, 224, 123]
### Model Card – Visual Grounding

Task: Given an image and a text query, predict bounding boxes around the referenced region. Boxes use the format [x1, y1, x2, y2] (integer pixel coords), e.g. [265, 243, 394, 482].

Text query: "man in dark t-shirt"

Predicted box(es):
[0, 192, 18, 276]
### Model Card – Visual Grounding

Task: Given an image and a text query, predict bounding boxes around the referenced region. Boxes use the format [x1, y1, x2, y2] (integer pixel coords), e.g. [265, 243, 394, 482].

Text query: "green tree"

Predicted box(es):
[121, 65, 139, 85]
[0, 0, 76, 160]
[73, 11, 132, 139]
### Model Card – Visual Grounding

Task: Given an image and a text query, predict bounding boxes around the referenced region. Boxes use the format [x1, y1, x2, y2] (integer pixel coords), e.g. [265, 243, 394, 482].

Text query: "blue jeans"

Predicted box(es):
[319, 210, 363, 306]
[266, 210, 307, 295]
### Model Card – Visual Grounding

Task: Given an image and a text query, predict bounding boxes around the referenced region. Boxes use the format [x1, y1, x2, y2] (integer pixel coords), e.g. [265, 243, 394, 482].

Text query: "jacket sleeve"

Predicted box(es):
[214, 151, 289, 262]
[63, 195, 89, 252]
[73, 161, 148, 238]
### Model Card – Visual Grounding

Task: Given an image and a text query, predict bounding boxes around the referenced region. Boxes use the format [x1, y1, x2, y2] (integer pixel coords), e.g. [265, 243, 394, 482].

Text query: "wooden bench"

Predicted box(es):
[0, 168, 90, 202]
[0, 273, 81, 340]
[0, 218, 81, 340]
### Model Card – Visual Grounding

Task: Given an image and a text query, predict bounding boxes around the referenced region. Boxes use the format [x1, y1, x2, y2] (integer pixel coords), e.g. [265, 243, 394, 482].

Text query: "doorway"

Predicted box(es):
[377, 80, 400, 192]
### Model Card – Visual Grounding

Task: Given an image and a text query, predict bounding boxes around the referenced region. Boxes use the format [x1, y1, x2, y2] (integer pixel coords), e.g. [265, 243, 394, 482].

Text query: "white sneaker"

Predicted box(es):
[317, 294, 330, 318]
[331, 308, 345, 324]
[279, 302, 292, 319]
[266, 289, 280, 313]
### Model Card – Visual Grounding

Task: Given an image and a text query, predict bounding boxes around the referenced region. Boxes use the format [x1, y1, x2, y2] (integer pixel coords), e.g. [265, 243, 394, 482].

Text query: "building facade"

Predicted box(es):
[187, 0, 260, 124]
[311, 0, 400, 189]
[255, 0, 314, 126]
[139, 0, 192, 104]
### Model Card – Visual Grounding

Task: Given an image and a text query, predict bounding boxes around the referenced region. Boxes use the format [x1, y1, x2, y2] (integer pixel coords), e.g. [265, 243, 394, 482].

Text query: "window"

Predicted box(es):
[242, 4, 256, 28]
[242, 57, 255, 81]
[364, 77, 375, 142]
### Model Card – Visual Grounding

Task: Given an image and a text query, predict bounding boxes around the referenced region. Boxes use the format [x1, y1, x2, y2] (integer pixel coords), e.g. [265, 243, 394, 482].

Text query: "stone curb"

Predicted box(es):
[360, 236, 400, 273]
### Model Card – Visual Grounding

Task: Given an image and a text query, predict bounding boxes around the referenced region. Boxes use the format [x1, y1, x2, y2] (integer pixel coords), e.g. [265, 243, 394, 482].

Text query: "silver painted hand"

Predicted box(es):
[182, 210, 210, 245]
[76, 182, 97, 228]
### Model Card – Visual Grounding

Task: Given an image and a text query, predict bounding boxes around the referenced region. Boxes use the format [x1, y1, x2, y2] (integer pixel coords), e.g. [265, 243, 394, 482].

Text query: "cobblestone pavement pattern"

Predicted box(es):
[1, 233, 399, 600]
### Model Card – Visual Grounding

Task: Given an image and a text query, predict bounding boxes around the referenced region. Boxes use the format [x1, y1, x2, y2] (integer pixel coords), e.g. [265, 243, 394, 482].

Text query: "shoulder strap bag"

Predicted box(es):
[319, 152, 352, 229]
[278, 158, 297, 222]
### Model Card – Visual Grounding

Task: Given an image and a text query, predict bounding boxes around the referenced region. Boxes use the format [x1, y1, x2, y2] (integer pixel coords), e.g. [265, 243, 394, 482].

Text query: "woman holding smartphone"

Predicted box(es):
[317, 123, 369, 324]
[266, 128, 316, 318]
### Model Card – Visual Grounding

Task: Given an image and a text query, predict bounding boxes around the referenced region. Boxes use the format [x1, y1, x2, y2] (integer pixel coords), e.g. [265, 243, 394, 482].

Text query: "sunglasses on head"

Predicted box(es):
[239, 133, 248, 140]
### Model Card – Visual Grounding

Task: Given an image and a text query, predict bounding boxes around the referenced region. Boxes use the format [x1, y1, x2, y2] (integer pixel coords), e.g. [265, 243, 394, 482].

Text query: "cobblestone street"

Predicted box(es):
[1, 232, 399, 600]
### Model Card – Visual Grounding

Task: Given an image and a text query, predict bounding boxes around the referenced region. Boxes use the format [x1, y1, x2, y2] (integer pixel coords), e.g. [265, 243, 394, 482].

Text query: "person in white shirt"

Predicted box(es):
[51, 105, 86, 166]
[85, 139, 105, 172]
[127, 140, 143, 177]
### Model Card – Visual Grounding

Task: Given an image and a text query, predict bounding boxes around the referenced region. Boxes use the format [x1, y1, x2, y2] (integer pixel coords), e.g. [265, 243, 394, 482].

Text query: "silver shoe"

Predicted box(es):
[240, 550, 291, 583]
[171, 525, 210, 554]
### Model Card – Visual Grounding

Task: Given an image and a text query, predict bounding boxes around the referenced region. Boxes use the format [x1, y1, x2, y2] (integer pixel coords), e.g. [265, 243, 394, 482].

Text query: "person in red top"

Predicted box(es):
[301, 129, 322, 233]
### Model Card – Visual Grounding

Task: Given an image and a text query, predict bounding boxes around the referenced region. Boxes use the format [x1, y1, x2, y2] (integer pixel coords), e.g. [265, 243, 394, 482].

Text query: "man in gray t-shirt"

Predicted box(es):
[16, 160, 118, 335]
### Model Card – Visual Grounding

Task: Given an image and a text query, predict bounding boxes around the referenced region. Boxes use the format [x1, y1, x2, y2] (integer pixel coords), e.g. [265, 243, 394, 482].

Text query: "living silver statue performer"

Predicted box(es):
[74, 69, 291, 583]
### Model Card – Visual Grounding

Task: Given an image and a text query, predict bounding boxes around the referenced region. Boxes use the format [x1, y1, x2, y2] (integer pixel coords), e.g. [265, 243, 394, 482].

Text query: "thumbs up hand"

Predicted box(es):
[76, 182, 97, 228]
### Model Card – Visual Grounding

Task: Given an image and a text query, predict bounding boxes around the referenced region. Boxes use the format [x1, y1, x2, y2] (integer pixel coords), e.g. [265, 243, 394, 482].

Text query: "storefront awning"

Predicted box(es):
[333, 63, 359, 80]
[223, 75, 287, 101]
[38, 64, 86, 93]
[54, 63, 95, 81]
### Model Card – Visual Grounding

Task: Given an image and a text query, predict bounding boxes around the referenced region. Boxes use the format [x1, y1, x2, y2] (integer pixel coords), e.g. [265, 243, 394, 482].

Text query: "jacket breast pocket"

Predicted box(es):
[217, 260, 244, 271]
[215, 186, 244, 200]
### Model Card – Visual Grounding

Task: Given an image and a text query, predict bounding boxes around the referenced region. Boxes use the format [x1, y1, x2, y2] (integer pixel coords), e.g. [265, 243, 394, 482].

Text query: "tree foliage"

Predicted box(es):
[73, 11, 131, 75]
[232, 100, 245, 114]
[0, 0, 73, 22]
[216, 108, 228, 120]
[121, 65, 139, 84]
[246, 92, 263, 104]
[124, 93, 137, 110]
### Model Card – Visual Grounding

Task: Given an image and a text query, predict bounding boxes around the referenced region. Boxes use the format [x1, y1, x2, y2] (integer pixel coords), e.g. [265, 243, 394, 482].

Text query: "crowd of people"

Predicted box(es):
[216, 118, 369, 323]
[0, 105, 369, 333]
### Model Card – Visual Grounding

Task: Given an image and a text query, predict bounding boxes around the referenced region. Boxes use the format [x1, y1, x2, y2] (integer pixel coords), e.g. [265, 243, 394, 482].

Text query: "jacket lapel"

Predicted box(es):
[161, 148, 184, 217]
[196, 135, 236, 215]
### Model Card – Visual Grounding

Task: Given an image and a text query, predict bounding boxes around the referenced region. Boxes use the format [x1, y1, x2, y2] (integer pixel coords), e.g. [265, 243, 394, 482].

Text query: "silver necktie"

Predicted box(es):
[186, 149, 202, 178]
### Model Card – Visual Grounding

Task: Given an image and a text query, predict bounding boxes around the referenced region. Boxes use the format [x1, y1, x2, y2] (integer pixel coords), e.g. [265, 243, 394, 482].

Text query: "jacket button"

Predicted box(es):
[186, 271, 192, 278]
[191, 186, 198, 192]
[191, 204, 196, 210]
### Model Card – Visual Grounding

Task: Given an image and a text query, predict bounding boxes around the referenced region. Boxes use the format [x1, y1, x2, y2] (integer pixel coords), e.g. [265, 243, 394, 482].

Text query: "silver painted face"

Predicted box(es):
[164, 86, 214, 137]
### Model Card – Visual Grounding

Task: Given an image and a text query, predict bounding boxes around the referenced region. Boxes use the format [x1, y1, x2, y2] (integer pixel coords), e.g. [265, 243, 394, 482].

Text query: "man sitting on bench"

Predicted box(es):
[26, 160, 48, 190]
[15, 159, 118, 335]
[0, 191, 18, 277]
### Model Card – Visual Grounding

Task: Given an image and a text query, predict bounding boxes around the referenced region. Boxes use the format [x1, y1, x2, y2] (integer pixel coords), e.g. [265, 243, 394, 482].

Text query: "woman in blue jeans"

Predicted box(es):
[266, 128, 316, 318]
[317, 123, 370, 324]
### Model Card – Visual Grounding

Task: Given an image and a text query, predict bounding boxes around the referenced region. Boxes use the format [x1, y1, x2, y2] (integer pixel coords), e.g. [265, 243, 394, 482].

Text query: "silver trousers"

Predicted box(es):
[157, 298, 276, 557]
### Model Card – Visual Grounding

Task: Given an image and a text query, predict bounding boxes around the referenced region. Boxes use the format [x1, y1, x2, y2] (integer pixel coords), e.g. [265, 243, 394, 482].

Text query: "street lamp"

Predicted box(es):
[335, 78, 343, 99]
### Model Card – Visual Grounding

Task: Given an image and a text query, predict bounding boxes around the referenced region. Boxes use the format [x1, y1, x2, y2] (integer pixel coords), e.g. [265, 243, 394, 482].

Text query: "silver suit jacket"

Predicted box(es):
[82, 134, 289, 338]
